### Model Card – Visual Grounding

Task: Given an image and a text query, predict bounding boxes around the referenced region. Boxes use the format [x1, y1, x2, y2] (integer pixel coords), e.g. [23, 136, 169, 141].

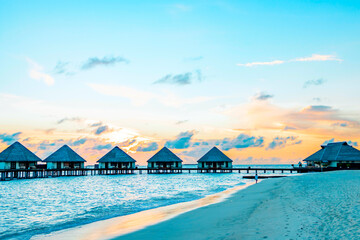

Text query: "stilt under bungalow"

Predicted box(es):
[43, 145, 86, 170]
[97, 146, 136, 174]
[147, 147, 183, 174]
[0, 141, 41, 170]
[197, 146, 233, 173]
[303, 141, 360, 169]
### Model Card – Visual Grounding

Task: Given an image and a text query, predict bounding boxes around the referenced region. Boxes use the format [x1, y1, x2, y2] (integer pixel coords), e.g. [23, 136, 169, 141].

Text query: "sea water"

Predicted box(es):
[0, 164, 292, 240]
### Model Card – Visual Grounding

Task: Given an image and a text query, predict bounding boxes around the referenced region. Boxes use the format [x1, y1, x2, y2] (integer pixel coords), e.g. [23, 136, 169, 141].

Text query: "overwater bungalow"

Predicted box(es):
[147, 147, 182, 173]
[197, 146, 233, 172]
[97, 146, 136, 169]
[0, 142, 41, 169]
[304, 141, 360, 169]
[44, 145, 86, 169]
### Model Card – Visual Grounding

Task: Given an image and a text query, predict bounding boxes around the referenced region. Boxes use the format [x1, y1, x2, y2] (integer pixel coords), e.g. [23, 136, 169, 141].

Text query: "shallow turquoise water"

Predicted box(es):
[0, 173, 247, 239]
[0, 164, 292, 240]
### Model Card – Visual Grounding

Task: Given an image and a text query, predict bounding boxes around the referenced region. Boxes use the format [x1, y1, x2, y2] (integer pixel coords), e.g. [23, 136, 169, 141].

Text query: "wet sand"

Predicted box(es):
[119, 171, 360, 240]
[32, 181, 255, 240]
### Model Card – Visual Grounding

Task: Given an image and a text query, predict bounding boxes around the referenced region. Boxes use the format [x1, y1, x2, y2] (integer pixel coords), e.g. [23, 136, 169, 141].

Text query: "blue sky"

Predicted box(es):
[0, 0, 360, 164]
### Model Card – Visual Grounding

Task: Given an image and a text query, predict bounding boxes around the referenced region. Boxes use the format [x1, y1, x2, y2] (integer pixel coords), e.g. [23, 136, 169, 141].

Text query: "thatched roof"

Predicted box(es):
[43, 145, 86, 162]
[147, 147, 182, 162]
[97, 146, 136, 163]
[0, 141, 41, 162]
[197, 146, 233, 162]
[304, 142, 360, 162]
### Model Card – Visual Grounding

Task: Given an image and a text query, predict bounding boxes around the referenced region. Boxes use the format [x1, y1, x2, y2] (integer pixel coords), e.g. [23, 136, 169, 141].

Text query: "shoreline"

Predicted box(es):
[119, 171, 360, 240]
[32, 180, 256, 240]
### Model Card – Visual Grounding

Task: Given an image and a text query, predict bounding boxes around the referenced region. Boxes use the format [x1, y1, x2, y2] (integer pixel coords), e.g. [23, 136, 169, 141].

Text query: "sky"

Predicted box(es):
[1, 0, 360, 165]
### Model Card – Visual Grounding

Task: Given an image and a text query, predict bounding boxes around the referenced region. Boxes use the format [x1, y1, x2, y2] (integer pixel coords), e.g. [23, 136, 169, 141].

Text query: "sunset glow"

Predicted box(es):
[1, 1, 360, 165]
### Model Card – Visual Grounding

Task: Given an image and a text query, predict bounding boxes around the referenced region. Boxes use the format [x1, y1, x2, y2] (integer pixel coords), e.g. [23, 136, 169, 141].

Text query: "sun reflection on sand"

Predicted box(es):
[33, 181, 256, 240]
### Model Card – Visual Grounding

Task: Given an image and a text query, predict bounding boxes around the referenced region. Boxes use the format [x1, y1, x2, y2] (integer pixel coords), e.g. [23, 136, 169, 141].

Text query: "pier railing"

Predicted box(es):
[0, 167, 298, 181]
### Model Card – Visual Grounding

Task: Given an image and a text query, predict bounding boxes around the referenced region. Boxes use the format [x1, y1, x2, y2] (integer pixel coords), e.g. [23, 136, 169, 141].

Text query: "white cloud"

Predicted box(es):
[88, 83, 154, 106]
[293, 54, 342, 62]
[101, 127, 141, 144]
[237, 60, 284, 67]
[87, 83, 213, 107]
[27, 58, 55, 85]
[237, 54, 342, 67]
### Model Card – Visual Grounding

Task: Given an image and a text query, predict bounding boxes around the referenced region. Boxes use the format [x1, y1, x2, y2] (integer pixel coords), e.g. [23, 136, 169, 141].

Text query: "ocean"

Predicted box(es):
[0, 164, 292, 240]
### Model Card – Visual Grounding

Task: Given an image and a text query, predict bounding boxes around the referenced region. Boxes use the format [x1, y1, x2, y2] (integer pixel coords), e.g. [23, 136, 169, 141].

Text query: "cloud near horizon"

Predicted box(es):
[70, 138, 88, 146]
[93, 144, 112, 150]
[178, 133, 265, 162]
[266, 136, 302, 150]
[94, 124, 112, 135]
[332, 122, 348, 127]
[322, 138, 358, 146]
[188, 133, 265, 151]
[217, 134, 264, 150]
[165, 131, 196, 149]
[136, 142, 159, 152]
[237, 54, 342, 67]
[223, 99, 360, 138]
[0, 132, 22, 145]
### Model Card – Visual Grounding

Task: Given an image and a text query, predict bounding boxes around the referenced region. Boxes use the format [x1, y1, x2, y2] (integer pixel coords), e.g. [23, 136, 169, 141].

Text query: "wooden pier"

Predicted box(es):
[243, 175, 287, 179]
[0, 167, 298, 181]
[147, 168, 182, 174]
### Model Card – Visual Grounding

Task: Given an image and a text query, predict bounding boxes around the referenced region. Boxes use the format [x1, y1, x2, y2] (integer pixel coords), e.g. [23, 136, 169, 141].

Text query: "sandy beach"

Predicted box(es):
[32, 171, 360, 240]
[32, 180, 255, 240]
[119, 171, 360, 240]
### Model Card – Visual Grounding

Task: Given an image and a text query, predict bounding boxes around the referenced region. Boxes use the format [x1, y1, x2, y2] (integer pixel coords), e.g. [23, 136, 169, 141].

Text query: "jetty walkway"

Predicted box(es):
[0, 167, 302, 181]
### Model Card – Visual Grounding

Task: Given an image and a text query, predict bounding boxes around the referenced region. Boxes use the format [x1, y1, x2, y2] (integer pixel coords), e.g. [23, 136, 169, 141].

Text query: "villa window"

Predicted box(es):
[10, 162, 16, 169]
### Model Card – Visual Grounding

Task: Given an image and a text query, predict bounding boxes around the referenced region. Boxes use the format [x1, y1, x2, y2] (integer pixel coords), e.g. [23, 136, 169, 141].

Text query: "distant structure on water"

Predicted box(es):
[304, 141, 360, 169]
[147, 147, 182, 173]
[0, 141, 299, 180]
[97, 146, 136, 169]
[0, 142, 41, 169]
[44, 145, 86, 169]
[197, 146, 233, 172]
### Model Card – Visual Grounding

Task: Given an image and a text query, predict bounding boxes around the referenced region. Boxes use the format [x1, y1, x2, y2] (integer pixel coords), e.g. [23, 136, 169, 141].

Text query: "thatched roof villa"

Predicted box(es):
[147, 147, 182, 170]
[0, 142, 41, 169]
[97, 146, 136, 169]
[304, 141, 360, 169]
[44, 145, 86, 169]
[197, 146, 233, 170]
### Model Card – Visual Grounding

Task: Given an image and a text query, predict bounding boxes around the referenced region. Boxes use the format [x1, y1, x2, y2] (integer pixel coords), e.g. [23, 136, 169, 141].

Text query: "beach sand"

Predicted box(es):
[33, 181, 255, 240]
[119, 171, 360, 240]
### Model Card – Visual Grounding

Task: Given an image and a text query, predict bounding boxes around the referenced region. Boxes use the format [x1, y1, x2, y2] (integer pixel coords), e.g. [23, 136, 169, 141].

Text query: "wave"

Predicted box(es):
[1, 174, 249, 240]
